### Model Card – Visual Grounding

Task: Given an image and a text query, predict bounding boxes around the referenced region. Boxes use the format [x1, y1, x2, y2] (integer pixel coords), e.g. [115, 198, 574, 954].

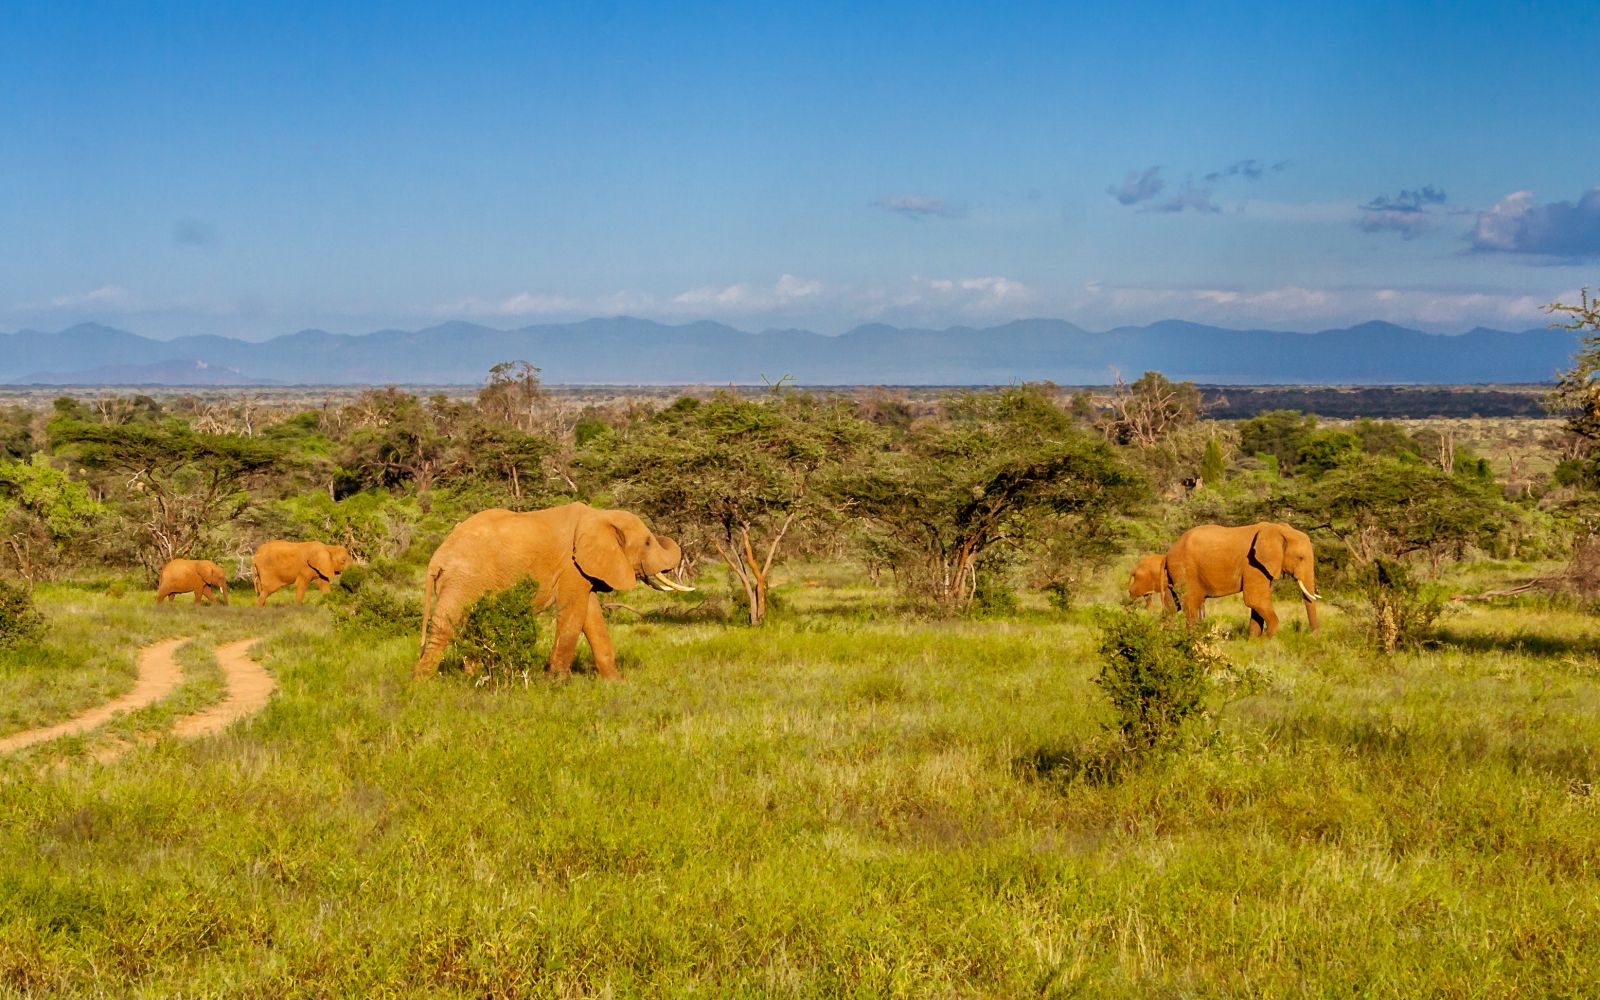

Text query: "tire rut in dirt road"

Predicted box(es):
[0, 637, 189, 754]
[170, 638, 274, 739]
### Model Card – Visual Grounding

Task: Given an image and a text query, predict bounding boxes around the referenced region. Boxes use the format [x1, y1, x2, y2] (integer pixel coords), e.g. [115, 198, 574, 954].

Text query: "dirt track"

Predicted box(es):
[171, 639, 272, 738]
[0, 637, 190, 754]
[0, 636, 275, 757]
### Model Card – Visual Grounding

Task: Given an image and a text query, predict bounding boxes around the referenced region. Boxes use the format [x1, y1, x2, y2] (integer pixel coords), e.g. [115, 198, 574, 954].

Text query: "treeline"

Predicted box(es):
[0, 366, 1592, 620]
[1200, 385, 1551, 420]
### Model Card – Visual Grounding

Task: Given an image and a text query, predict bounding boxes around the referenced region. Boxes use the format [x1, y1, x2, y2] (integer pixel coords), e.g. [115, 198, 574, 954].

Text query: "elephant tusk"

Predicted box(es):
[652, 571, 696, 593]
[1298, 580, 1322, 602]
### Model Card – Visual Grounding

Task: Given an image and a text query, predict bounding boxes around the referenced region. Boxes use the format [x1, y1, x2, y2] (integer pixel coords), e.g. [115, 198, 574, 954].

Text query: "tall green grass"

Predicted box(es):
[1, 564, 1598, 996]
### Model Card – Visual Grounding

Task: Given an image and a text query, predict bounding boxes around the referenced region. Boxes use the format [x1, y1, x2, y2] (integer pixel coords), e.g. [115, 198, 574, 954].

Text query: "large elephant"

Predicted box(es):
[252, 540, 351, 606]
[1126, 553, 1173, 610]
[1163, 522, 1320, 637]
[413, 502, 693, 681]
[156, 558, 229, 605]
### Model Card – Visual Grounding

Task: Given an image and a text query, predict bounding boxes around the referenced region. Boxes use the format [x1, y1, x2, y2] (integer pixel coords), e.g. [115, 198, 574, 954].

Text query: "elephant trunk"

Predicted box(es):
[1297, 574, 1320, 632]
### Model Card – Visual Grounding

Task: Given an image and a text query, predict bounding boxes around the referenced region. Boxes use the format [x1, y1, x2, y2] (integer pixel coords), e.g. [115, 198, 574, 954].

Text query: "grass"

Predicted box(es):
[2, 563, 1599, 996]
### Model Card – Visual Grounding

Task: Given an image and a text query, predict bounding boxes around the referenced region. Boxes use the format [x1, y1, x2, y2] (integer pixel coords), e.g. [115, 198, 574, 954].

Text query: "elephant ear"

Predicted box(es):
[574, 510, 637, 591]
[1250, 526, 1286, 580]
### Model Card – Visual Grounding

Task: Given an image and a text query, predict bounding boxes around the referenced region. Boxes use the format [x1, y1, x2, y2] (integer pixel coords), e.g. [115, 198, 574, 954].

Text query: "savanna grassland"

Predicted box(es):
[3, 563, 1600, 997]
[6, 358, 1600, 996]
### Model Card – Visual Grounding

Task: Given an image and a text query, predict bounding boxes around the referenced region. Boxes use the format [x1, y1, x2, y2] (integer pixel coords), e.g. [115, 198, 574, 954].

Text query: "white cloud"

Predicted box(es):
[1071, 282, 1571, 330]
[45, 285, 142, 311]
[671, 273, 826, 312]
[434, 292, 584, 317]
[1470, 188, 1600, 257]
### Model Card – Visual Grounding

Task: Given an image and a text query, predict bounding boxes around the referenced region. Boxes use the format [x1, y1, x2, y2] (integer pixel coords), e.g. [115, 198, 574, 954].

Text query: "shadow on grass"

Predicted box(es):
[1013, 737, 1136, 788]
[1272, 712, 1600, 784]
[1434, 626, 1600, 660]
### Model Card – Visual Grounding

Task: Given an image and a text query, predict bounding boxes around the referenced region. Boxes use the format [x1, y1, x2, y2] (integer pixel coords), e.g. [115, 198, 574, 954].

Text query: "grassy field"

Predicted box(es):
[2, 564, 1599, 997]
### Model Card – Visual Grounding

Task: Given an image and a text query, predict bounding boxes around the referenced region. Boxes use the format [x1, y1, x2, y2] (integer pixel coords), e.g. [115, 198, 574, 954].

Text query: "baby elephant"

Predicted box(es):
[252, 540, 351, 606]
[1126, 553, 1173, 611]
[156, 558, 230, 605]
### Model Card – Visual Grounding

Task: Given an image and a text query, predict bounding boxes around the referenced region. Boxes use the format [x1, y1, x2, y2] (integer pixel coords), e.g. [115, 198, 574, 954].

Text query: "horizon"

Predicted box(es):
[3, 2, 1598, 342]
[0, 313, 1560, 346]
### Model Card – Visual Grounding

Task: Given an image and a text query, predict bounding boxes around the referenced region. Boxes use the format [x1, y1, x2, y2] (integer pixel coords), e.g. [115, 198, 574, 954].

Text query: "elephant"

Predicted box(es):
[413, 502, 693, 681]
[1163, 521, 1320, 637]
[251, 540, 351, 606]
[156, 558, 230, 605]
[1126, 553, 1174, 610]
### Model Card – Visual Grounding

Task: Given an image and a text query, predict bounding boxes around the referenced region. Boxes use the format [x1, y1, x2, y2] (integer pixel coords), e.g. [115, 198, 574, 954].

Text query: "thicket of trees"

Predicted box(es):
[0, 341, 1591, 616]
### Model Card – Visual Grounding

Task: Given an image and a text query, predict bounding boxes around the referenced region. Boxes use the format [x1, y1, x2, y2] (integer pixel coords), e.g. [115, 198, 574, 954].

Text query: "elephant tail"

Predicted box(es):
[249, 559, 261, 599]
[420, 566, 440, 657]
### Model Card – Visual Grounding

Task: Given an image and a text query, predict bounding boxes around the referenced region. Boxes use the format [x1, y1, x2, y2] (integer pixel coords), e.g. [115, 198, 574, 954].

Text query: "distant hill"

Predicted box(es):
[0, 317, 1580, 386]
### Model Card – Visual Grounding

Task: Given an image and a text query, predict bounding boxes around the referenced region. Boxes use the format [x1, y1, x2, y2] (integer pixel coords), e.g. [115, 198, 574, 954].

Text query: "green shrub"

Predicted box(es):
[453, 579, 542, 686]
[969, 573, 1018, 617]
[1352, 559, 1451, 654]
[1093, 607, 1226, 755]
[0, 579, 45, 648]
[1042, 580, 1074, 613]
[327, 564, 423, 637]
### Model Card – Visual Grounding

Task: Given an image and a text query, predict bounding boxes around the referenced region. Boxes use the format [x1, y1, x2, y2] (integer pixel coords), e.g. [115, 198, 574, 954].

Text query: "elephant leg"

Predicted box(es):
[255, 580, 274, 607]
[193, 588, 205, 605]
[548, 596, 589, 679]
[582, 592, 620, 680]
[293, 577, 309, 604]
[1181, 589, 1205, 629]
[315, 578, 331, 595]
[413, 608, 456, 679]
[1243, 577, 1279, 638]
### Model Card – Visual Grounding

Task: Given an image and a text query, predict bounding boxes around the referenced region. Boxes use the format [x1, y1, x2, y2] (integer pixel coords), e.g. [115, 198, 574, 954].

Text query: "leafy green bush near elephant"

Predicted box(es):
[449, 578, 543, 684]
[0, 579, 44, 648]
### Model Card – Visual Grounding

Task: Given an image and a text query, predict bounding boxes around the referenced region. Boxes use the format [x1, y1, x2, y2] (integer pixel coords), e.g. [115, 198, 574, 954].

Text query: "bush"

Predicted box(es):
[1093, 607, 1226, 755]
[0, 580, 45, 648]
[453, 579, 542, 686]
[969, 573, 1018, 617]
[1351, 559, 1451, 654]
[328, 574, 423, 637]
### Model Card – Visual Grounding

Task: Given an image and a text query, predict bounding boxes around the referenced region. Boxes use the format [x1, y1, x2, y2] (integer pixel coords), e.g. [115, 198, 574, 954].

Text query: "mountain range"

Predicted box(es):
[0, 318, 1579, 386]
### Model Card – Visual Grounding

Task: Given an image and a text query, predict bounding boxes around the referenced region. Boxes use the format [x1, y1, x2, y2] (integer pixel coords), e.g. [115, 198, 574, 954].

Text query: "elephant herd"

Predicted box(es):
[155, 540, 352, 607]
[1126, 521, 1321, 637]
[156, 509, 1316, 685]
[152, 502, 693, 682]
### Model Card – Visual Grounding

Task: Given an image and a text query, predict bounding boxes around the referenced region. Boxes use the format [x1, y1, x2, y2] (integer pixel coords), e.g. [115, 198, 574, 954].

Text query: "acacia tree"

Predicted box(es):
[589, 391, 875, 625]
[49, 417, 279, 570]
[1298, 455, 1502, 569]
[845, 384, 1146, 613]
[0, 454, 105, 580]
[336, 388, 461, 493]
[1547, 289, 1600, 444]
[1098, 371, 1202, 448]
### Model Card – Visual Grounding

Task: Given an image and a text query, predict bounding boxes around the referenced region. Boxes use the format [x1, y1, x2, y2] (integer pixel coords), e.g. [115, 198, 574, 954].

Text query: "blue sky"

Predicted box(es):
[3, 0, 1599, 339]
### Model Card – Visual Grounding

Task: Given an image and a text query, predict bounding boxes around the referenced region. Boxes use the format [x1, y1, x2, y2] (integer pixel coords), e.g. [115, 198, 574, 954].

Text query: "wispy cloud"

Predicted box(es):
[45, 285, 142, 310]
[874, 195, 965, 220]
[1074, 281, 1566, 330]
[1144, 180, 1219, 214]
[1107, 166, 1164, 206]
[172, 218, 217, 248]
[1204, 157, 1292, 183]
[1470, 187, 1600, 258]
[435, 292, 585, 317]
[1356, 185, 1447, 239]
[673, 274, 825, 310]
